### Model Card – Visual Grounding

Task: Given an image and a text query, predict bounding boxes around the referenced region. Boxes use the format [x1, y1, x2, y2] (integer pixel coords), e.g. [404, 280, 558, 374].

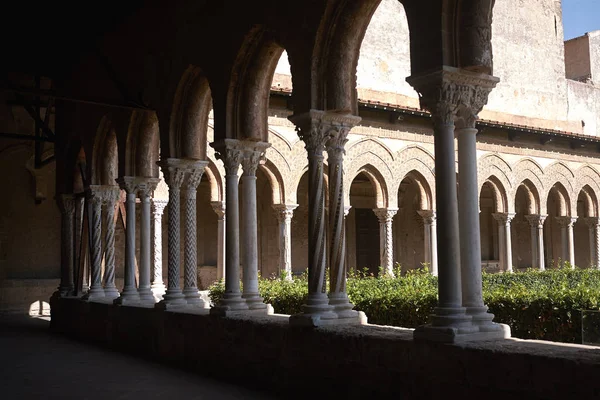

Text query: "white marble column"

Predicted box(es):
[57, 194, 76, 296]
[151, 199, 168, 300]
[526, 214, 546, 270]
[583, 217, 600, 269]
[288, 110, 337, 325]
[138, 179, 160, 305]
[239, 142, 270, 310]
[326, 117, 362, 321]
[182, 162, 208, 306]
[374, 208, 398, 277]
[408, 67, 508, 342]
[556, 216, 577, 268]
[418, 210, 438, 276]
[156, 160, 187, 308]
[114, 177, 140, 305]
[493, 213, 515, 272]
[83, 186, 105, 300]
[273, 204, 297, 281]
[210, 140, 249, 313]
[102, 187, 121, 300]
[211, 201, 226, 281]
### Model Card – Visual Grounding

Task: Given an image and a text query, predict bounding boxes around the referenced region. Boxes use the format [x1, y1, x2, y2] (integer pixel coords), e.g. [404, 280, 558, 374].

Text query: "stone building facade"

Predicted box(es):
[0, 0, 599, 319]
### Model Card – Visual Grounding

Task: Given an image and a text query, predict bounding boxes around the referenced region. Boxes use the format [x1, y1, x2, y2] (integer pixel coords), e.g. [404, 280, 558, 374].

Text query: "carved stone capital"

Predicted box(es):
[373, 208, 398, 223]
[273, 204, 298, 222]
[210, 201, 226, 219]
[239, 141, 270, 177]
[156, 158, 188, 190]
[492, 212, 515, 225]
[210, 139, 244, 176]
[583, 217, 600, 228]
[137, 178, 161, 199]
[87, 185, 105, 206]
[555, 216, 577, 228]
[57, 194, 76, 215]
[417, 210, 436, 225]
[525, 214, 547, 228]
[406, 66, 499, 128]
[152, 199, 168, 216]
[184, 161, 209, 192]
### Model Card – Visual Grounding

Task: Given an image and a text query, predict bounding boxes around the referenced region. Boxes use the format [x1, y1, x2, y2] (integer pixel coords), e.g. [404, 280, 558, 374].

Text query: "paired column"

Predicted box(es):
[492, 213, 515, 272]
[114, 177, 141, 305]
[273, 204, 297, 280]
[138, 179, 160, 304]
[57, 194, 76, 296]
[210, 141, 248, 312]
[418, 210, 438, 276]
[407, 66, 508, 342]
[182, 162, 208, 306]
[583, 217, 600, 269]
[373, 208, 398, 277]
[525, 214, 547, 270]
[102, 187, 121, 300]
[83, 186, 105, 300]
[556, 216, 577, 268]
[326, 117, 361, 320]
[151, 199, 168, 300]
[211, 201, 226, 281]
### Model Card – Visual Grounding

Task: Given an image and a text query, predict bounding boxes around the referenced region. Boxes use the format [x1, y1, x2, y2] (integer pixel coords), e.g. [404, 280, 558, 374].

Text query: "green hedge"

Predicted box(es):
[208, 266, 600, 343]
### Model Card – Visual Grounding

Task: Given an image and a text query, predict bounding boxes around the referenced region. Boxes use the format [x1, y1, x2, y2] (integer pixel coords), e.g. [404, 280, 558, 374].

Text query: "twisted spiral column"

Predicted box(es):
[182, 162, 208, 306]
[57, 194, 76, 296]
[84, 187, 105, 300]
[374, 209, 398, 277]
[151, 199, 168, 299]
[103, 187, 120, 299]
[157, 160, 187, 308]
[210, 140, 248, 312]
[138, 179, 160, 304]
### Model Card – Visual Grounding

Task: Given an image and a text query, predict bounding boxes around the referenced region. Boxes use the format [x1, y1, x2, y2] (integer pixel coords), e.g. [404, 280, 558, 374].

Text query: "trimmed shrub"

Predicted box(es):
[208, 266, 600, 343]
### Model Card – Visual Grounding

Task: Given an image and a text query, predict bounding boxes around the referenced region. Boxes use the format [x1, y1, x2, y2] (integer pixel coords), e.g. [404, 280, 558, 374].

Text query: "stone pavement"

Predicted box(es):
[0, 313, 277, 400]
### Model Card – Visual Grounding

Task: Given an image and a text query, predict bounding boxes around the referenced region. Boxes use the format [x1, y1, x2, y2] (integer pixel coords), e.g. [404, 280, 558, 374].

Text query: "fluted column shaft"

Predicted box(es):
[211, 201, 226, 281]
[556, 216, 577, 268]
[182, 163, 208, 306]
[493, 213, 515, 272]
[374, 209, 398, 277]
[274, 204, 297, 280]
[58, 195, 76, 296]
[156, 160, 187, 307]
[114, 177, 140, 304]
[138, 179, 160, 304]
[151, 199, 167, 299]
[418, 210, 438, 276]
[103, 187, 120, 299]
[85, 187, 105, 300]
[210, 140, 248, 312]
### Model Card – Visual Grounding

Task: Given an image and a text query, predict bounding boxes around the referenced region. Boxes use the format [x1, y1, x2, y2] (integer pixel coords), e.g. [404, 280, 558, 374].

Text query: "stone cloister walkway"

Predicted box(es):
[0, 314, 276, 400]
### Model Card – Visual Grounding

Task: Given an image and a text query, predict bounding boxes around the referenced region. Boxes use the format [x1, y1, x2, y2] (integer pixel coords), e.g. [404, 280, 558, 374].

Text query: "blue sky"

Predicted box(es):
[562, 0, 600, 40]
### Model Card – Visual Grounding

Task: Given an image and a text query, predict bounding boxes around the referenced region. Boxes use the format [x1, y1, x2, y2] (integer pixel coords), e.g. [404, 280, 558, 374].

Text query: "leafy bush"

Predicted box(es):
[207, 265, 600, 343]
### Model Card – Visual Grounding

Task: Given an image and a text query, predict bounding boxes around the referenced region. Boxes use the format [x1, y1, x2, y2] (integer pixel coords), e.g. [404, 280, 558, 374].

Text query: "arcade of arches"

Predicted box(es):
[2, 0, 600, 347]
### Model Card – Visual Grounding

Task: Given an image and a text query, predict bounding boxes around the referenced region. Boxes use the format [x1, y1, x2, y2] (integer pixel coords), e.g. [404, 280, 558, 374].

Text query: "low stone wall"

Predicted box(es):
[50, 297, 600, 400]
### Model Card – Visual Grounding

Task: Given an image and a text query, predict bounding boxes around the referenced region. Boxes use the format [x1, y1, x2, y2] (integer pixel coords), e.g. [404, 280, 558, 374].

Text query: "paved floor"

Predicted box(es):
[0, 314, 277, 400]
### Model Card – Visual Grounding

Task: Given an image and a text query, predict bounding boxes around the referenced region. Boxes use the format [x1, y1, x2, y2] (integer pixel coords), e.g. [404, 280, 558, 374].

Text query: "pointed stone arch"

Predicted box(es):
[345, 164, 388, 209]
[514, 179, 541, 215]
[346, 137, 395, 162]
[125, 111, 160, 178]
[543, 162, 576, 216]
[478, 154, 512, 212]
[511, 158, 544, 211]
[394, 146, 436, 209]
[91, 115, 119, 186]
[480, 176, 509, 213]
[574, 165, 600, 212]
[399, 169, 433, 211]
[259, 159, 286, 206]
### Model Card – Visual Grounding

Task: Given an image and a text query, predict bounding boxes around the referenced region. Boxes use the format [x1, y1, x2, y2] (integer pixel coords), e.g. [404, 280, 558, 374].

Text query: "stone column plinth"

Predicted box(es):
[210, 140, 249, 314]
[151, 199, 168, 300]
[407, 66, 509, 342]
[556, 216, 577, 268]
[583, 217, 600, 269]
[211, 201, 226, 281]
[57, 194, 76, 296]
[492, 213, 515, 273]
[418, 210, 438, 276]
[182, 162, 209, 307]
[156, 160, 188, 309]
[273, 204, 298, 281]
[101, 186, 121, 300]
[138, 179, 160, 305]
[526, 214, 547, 270]
[82, 186, 105, 301]
[374, 208, 398, 277]
[114, 177, 141, 305]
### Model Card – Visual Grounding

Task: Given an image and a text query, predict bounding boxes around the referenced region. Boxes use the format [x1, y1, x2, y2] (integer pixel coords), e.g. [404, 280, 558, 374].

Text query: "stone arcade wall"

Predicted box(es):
[50, 297, 600, 400]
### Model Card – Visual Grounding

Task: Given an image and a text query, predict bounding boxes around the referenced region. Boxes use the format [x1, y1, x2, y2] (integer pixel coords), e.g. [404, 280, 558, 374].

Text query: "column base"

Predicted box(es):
[138, 288, 156, 304]
[113, 295, 143, 307]
[157, 288, 187, 309]
[81, 287, 105, 301]
[242, 293, 268, 310]
[212, 292, 249, 311]
[329, 292, 363, 320]
[151, 283, 166, 301]
[183, 288, 206, 307]
[103, 286, 120, 300]
[210, 304, 274, 317]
